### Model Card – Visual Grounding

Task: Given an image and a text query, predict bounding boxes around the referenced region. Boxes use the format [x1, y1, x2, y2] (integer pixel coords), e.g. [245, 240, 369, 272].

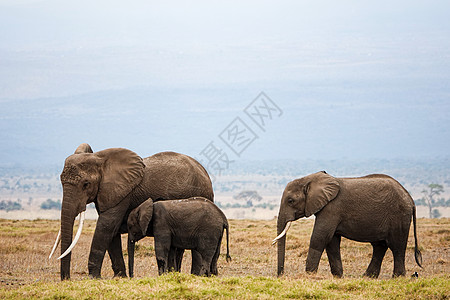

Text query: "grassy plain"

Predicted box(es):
[0, 218, 448, 299]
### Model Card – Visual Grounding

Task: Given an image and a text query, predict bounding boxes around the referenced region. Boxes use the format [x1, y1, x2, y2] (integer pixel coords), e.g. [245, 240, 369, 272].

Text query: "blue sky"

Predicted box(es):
[0, 1, 449, 166]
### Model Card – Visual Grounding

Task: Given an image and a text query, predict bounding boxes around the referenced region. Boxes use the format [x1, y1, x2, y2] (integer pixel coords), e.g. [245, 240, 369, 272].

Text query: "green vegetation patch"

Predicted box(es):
[1, 273, 449, 299]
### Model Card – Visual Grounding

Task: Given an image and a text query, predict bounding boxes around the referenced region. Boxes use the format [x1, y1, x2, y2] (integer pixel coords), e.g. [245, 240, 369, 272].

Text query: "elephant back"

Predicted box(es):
[141, 152, 214, 202]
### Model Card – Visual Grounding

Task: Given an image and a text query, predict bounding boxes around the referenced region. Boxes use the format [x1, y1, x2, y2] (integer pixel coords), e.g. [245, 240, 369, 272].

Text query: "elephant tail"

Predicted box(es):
[413, 205, 423, 268]
[224, 223, 232, 263]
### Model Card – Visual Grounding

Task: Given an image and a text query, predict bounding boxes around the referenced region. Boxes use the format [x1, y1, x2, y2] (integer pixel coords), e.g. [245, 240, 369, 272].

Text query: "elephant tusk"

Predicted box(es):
[57, 211, 86, 260]
[272, 221, 292, 245]
[49, 229, 61, 259]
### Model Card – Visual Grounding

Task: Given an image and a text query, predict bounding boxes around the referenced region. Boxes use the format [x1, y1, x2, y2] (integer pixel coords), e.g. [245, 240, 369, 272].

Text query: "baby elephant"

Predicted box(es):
[127, 197, 231, 277]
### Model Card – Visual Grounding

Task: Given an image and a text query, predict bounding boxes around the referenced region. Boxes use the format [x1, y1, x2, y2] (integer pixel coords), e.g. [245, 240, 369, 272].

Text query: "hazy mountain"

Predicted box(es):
[0, 88, 449, 168]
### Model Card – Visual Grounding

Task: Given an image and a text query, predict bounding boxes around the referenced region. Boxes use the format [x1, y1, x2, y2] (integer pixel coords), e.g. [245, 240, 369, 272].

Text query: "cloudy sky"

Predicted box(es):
[0, 1, 449, 167]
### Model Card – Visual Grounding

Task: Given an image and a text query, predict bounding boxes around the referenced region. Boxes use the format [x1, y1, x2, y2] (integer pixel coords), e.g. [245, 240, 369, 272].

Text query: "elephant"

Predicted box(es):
[127, 197, 231, 277]
[273, 171, 422, 278]
[49, 143, 214, 280]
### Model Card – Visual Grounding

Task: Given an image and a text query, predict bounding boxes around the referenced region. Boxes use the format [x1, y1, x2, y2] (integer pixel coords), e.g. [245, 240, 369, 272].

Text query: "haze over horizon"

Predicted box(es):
[0, 1, 449, 168]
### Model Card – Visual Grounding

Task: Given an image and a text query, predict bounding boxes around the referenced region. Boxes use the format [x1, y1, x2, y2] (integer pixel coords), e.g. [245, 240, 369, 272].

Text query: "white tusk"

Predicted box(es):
[57, 211, 85, 260]
[49, 229, 61, 259]
[272, 221, 292, 245]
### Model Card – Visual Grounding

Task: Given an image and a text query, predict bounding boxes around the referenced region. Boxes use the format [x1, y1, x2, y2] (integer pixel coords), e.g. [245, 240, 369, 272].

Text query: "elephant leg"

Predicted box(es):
[195, 252, 212, 277]
[305, 248, 324, 274]
[364, 241, 388, 278]
[154, 236, 171, 275]
[197, 240, 218, 277]
[325, 235, 343, 277]
[389, 231, 408, 277]
[167, 247, 176, 272]
[201, 252, 215, 277]
[167, 247, 184, 272]
[305, 221, 335, 274]
[175, 248, 185, 272]
[108, 233, 127, 277]
[88, 200, 129, 278]
[190, 250, 203, 275]
[209, 239, 222, 276]
[392, 249, 406, 277]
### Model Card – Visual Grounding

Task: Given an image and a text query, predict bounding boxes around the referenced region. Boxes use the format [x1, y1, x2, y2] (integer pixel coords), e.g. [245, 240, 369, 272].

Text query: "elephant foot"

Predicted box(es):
[210, 263, 218, 276]
[157, 259, 167, 275]
[88, 273, 102, 279]
[392, 270, 406, 278]
[112, 263, 127, 278]
[88, 263, 102, 279]
[191, 267, 201, 276]
[113, 270, 127, 278]
[331, 270, 343, 278]
[363, 270, 380, 278]
[88, 262, 102, 279]
[305, 269, 318, 276]
[88, 267, 102, 279]
[305, 248, 322, 274]
[88, 247, 107, 279]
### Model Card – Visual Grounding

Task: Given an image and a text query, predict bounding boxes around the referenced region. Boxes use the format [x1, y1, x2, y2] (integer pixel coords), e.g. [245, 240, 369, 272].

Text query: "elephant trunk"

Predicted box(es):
[128, 237, 135, 278]
[59, 189, 79, 280]
[276, 215, 287, 277]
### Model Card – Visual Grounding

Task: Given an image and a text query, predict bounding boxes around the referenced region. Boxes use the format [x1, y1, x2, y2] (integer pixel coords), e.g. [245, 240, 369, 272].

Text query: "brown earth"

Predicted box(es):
[0, 218, 448, 288]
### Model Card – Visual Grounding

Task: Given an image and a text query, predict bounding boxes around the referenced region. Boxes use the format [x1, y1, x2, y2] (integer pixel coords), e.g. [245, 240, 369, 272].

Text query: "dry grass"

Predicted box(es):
[0, 218, 448, 298]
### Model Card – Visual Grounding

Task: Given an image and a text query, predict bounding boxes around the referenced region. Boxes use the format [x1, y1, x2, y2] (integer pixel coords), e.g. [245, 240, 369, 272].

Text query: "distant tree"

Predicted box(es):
[435, 198, 450, 207]
[414, 198, 426, 206]
[40, 199, 61, 210]
[432, 209, 442, 219]
[0, 200, 22, 212]
[233, 191, 263, 207]
[421, 184, 444, 218]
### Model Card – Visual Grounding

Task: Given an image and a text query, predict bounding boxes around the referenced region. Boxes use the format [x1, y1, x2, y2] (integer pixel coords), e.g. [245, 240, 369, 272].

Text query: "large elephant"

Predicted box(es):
[127, 197, 231, 277]
[49, 143, 213, 280]
[273, 171, 422, 278]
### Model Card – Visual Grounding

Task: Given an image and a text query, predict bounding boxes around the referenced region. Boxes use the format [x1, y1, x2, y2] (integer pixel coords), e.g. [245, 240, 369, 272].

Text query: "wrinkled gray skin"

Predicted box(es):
[59, 143, 213, 280]
[128, 197, 231, 277]
[276, 171, 422, 278]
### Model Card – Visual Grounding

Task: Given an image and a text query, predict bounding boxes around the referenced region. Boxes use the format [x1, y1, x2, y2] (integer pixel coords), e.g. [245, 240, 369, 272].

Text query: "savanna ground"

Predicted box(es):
[0, 218, 448, 299]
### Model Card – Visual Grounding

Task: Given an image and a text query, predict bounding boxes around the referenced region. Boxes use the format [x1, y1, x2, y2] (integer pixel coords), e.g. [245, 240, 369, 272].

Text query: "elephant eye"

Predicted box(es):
[82, 182, 90, 190]
[287, 198, 294, 205]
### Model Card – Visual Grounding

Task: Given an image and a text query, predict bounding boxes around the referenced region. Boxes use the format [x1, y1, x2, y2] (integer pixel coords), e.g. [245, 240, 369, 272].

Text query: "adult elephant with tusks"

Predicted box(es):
[49, 143, 214, 280]
[273, 171, 422, 278]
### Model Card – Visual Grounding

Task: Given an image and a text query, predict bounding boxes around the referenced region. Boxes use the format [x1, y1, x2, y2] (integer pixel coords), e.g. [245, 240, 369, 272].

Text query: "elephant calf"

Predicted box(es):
[273, 171, 423, 278]
[128, 197, 231, 277]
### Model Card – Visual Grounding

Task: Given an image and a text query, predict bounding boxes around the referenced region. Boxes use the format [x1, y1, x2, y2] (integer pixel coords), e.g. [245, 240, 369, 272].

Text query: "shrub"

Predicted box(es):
[0, 200, 22, 212]
[40, 199, 61, 210]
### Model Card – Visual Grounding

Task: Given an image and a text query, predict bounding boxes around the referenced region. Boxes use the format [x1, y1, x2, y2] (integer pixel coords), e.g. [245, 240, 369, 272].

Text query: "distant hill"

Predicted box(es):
[1, 87, 450, 169]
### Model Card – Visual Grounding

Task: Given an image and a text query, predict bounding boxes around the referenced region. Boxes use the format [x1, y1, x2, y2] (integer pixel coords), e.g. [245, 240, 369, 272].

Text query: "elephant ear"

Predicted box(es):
[305, 172, 340, 217]
[95, 148, 145, 213]
[137, 199, 154, 236]
[74, 143, 93, 154]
